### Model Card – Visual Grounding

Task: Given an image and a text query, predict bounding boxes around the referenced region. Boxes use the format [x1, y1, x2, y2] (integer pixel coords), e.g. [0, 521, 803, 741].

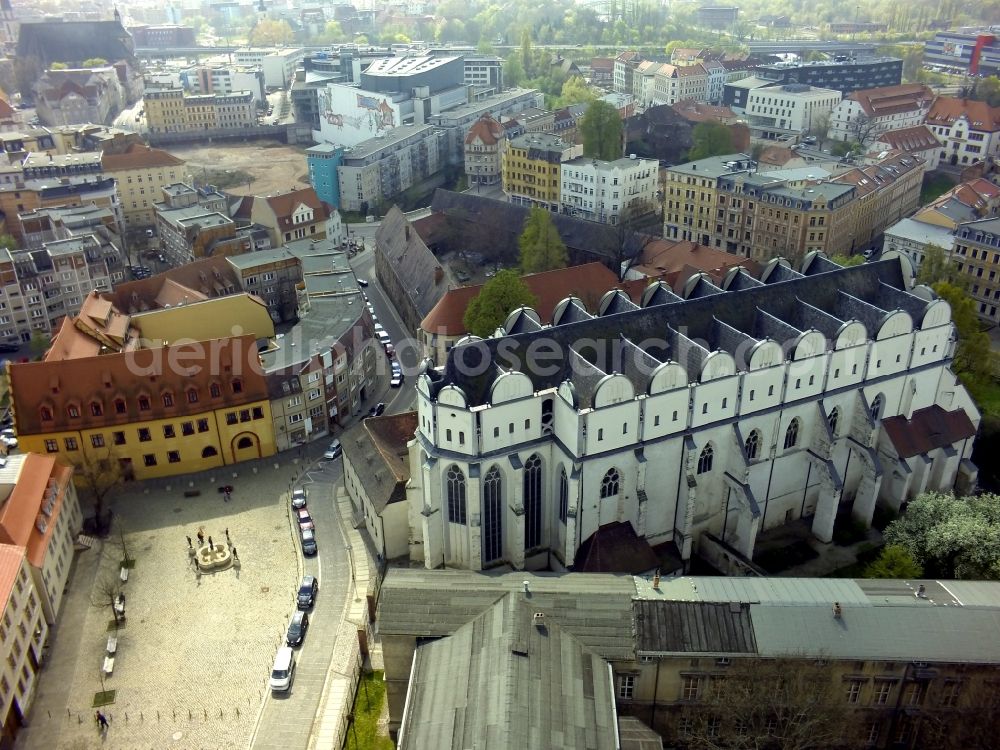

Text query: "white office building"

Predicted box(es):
[559, 155, 658, 224]
[745, 83, 842, 140]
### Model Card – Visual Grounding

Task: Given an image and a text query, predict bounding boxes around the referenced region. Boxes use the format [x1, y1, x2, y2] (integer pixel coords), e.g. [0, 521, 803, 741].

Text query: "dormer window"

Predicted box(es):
[138, 396, 151, 411]
[40, 407, 52, 421]
[232, 379, 243, 394]
[67, 405, 80, 419]
[187, 389, 199, 404]
[210, 383, 221, 398]
[162, 392, 174, 407]
[90, 402, 103, 417]
[114, 399, 126, 414]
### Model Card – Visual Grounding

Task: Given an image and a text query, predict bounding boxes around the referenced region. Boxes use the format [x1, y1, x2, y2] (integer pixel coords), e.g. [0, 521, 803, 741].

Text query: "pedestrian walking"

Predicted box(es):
[224, 489, 231, 502]
[196, 530, 204, 545]
[186, 535, 192, 548]
[208, 535, 214, 549]
[232, 547, 238, 560]
[95, 710, 109, 730]
[225, 528, 230, 542]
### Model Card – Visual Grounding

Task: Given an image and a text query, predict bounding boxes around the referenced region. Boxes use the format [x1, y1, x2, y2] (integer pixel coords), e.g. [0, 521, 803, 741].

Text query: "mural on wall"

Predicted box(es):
[318, 85, 402, 148]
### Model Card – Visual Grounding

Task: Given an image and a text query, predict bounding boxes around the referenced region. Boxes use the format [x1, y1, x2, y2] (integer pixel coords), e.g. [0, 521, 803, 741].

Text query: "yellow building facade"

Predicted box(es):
[501, 133, 580, 211]
[101, 145, 186, 229]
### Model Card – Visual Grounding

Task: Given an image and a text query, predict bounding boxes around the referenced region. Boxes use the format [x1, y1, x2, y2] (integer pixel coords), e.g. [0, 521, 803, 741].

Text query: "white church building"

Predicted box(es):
[406, 252, 980, 573]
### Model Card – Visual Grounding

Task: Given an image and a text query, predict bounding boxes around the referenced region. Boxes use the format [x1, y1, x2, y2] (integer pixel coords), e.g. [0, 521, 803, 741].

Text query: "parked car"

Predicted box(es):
[269, 646, 295, 692]
[384, 343, 395, 358]
[390, 373, 403, 388]
[357, 278, 369, 287]
[296, 508, 314, 532]
[374, 323, 386, 335]
[291, 488, 307, 509]
[323, 439, 342, 459]
[299, 528, 317, 556]
[1, 430, 17, 449]
[0, 342, 19, 353]
[296, 574, 318, 609]
[286, 610, 309, 646]
[377, 331, 391, 346]
[369, 402, 386, 417]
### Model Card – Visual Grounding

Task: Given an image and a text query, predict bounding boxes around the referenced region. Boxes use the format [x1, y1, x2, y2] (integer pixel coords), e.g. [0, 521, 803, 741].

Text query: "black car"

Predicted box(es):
[357, 278, 369, 287]
[0, 342, 19, 353]
[286, 610, 310, 646]
[297, 575, 318, 609]
[369, 402, 386, 417]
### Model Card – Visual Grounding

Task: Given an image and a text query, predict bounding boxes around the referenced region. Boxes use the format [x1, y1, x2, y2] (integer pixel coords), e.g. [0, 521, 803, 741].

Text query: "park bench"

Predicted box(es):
[119, 567, 128, 583]
[106, 635, 117, 655]
[102, 656, 115, 676]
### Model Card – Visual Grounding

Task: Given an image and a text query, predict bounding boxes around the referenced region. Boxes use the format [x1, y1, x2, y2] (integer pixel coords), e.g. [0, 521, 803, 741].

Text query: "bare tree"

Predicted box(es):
[848, 113, 880, 149]
[595, 203, 661, 281]
[72, 448, 124, 535]
[91, 574, 124, 627]
[680, 657, 861, 750]
[916, 681, 1000, 750]
[808, 112, 831, 145]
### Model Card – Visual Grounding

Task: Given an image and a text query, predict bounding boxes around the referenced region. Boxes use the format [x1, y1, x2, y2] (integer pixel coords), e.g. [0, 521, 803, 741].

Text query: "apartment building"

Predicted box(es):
[33, 67, 125, 128]
[225, 248, 303, 323]
[613, 51, 642, 97]
[464, 114, 505, 187]
[154, 182, 239, 266]
[559, 154, 658, 223]
[143, 89, 255, 134]
[9, 292, 277, 481]
[871, 125, 943, 171]
[828, 84, 935, 143]
[924, 96, 1000, 167]
[306, 144, 343, 208]
[0, 453, 82, 626]
[184, 66, 266, 107]
[232, 47, 305, 88]
[0, 544, 47, 747]
[20, 153, 102, 181]
[0, 176, 123, 245]
[652, 64, 709, 107]
[744, 83, 841, 140]
[249, 186, 338, 247]
[502, 133, 582, 211]
[101, 144, 186, 229]
[633, 61, 670, 108]
[953, 217, 1000, 323]
[336, 124, 443, 213]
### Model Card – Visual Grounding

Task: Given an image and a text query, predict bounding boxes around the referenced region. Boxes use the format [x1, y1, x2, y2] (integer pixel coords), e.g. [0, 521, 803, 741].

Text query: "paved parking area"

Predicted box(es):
[16, 452, 318, 750]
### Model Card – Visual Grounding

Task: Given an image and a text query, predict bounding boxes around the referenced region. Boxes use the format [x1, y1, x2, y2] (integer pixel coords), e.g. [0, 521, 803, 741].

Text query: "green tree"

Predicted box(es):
[50, 62, 68, 71]
[520, 29, 533, 76]
[915, 243, 960, 286]
[555, 75, 597, 107]
[249, 19, 294, 46]
[519, 207, 568, 273]
[972, 75, 1000, 107]
[863, 544, 924, 579]
[0, 234, 15, 251]
[82, 58, 108, 67]
[29, 330, 49, 359]
[314, 21, 347, 44]
[830, 253, 864, 266]
[579, 100, 623, 160]
[687, 121, 734, 160]
[462, 270, 538, 337]
[932, 281, 993, 382]
[504, 53, 525, 88]
[883, 492, 1000, 580]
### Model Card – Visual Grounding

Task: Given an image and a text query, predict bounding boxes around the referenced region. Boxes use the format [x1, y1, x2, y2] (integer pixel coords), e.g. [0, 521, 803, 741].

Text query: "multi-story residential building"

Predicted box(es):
[502, 133, 582, 211]
[828, 84, 935, 144]
[559, 154, 657, 223]
[20, 153, 103, 181]
[336, 124, 443, 213]
[9, 291, 277, 481]
[924, 30, 1000, 76]
[101, 144, 185, 229]
[0, 543, 48, 747]
[0, 453, 82, 626]
[143, 89, 255, 134]
[404, 254, 978, 574]
[652, 63, 709, 107]
[184, 66, 266, 107]
[925, 96, 1000, 168]
[910, 178, 1000, 232]
[232, 47, 305, 89]
[633, 61, 670, 108]
[380, 571, 1000, 749]
[663, 152, 923, 260]
[952, 217, 1000, 323]
[225, 248, 302, 323]
[33, 67, 125, 127]
[744, 84, 842, 140]
[870, 125, 943, 171]
[614, 51, 642, 96]
[701, 59, 728, 104]
[306, 144, 344, 208]
[748, 57, 904, 97]
[881, 217, 957, 273]
[0, 176, 124, 246]
[154, 198, 240, 267]
[464, 114, 505, 187]
[250, 186, 338, 247]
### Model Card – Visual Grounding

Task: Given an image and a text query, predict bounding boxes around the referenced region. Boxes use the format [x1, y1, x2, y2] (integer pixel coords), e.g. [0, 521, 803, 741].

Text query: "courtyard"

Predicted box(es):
[15, 452, 317, 750]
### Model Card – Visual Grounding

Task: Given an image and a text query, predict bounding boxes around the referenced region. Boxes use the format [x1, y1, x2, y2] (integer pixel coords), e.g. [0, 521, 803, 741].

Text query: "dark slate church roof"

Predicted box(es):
[17, 21, 136, 67]
[429, 257, 922, 407]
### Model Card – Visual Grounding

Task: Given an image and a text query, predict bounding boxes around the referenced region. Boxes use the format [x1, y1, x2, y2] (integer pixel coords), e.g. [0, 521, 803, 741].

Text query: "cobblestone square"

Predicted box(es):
[16, 456, 311, 750]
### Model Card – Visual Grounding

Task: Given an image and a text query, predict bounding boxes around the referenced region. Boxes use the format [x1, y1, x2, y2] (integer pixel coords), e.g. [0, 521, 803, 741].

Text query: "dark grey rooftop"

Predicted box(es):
[633, 600, 756, 655]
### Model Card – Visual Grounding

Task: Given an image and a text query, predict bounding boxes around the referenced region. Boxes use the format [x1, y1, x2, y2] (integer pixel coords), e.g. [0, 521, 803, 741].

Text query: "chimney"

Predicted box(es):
[833, 602, 842, 618]
[434, 266, 443, 283]
[523, 580, 530, 594]
[653, 570, 661, 589]
[533, 612, 545, 627]
[405, 225, 410, 241]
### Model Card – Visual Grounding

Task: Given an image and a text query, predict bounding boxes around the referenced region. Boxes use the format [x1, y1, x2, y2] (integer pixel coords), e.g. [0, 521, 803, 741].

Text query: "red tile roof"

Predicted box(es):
[264, 188, 330, 231]
[756, 145, 800, 167]
[101, 143, 185, 171]
[671, 99, 736, 124]
[0, 544, 24, 610]
[420, 262, 619, 335]
[926, 96, 1000, 132]
[847, 84, 934, 117]
[0, 455, 73, 567]
[632, 239, 757, 280]
[882, 405, 976, 459]
[464, 114, 503, 146]
[874, 125, 940, 152]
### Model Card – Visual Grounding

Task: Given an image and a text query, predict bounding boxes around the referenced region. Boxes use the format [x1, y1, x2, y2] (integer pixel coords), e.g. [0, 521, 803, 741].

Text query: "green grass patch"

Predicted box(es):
[344, 670, 394, 750]
[920, 172, 957, 204]
[965, 377, 1000, 420]
[92, 690, 116, 707]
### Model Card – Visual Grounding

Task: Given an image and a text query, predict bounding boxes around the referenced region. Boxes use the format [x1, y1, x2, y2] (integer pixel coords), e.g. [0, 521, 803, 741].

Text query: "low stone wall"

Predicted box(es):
[700, 533, 765, 576]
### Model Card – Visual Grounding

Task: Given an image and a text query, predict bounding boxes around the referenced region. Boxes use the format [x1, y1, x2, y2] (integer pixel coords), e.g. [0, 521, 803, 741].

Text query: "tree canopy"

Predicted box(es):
[579, 100, 623, 161]
[883, 492, 1000, 580]
[932, 281, 994, 386]
[519, 207, 568, 273]
[830, 253, 864, 267]
[462, 270, 537, 337]
[916, 243, 961, 287]
[555, 76, 597, 108]
[82, 58, 108, 68]
[687, 122, 734, 161]
[862, 544, 923, 579]
[249, 19, 294, 46]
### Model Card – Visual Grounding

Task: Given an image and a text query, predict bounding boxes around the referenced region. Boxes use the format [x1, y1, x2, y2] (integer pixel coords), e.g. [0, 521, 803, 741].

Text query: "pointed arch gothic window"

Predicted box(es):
[446, 464, 467, 525]
[524, 454, 542, 549]
[697, 445, 714, 474]
[784, 418, 800, 449]
[745, 430, 761, 460]
[600, 468, 620, 498]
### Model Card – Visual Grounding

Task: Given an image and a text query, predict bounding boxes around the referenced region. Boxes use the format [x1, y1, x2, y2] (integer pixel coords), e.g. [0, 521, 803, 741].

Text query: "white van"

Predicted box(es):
[269, 646, 295, 692]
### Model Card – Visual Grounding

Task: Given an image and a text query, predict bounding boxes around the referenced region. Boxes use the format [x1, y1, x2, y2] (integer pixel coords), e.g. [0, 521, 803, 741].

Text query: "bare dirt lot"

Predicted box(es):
[166, 141, 312, 196]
